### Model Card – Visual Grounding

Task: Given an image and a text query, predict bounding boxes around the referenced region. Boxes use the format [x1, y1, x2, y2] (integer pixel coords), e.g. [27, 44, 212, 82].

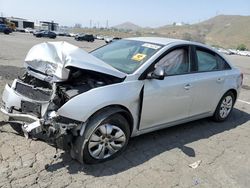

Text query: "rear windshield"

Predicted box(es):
[91, 40, 162, 74]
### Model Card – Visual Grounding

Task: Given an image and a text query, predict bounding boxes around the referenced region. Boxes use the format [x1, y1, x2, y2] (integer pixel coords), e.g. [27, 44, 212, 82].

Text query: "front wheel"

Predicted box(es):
[4, 30, 10, 34]
[212, 91, 235, 122]
[75, 113, 130, 164]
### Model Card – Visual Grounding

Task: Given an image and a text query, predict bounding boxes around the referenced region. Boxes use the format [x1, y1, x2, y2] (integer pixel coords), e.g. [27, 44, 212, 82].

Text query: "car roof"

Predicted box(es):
[126, 37, 234, 68]
[127, 37, 188, 46]
[126, 37, 219, 53]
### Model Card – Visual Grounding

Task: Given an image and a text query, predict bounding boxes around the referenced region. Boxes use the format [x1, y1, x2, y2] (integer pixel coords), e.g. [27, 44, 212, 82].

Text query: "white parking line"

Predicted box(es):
[238, 99, 250, 105]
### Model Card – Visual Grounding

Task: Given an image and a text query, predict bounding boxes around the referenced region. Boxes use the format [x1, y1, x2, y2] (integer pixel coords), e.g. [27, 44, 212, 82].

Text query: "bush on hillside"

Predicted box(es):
[236, 44, 248, 51]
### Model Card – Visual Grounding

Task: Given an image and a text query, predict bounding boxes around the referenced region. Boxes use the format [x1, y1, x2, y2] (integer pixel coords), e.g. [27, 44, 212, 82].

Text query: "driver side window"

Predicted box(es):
[155, 48, 189, 76]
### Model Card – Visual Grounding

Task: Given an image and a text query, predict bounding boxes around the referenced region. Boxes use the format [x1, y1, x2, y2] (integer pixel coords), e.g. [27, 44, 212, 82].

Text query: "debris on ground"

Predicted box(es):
[189, 160, 202, 169]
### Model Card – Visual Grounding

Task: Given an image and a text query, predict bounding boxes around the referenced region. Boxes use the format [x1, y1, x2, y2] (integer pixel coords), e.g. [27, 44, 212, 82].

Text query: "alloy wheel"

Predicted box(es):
[219, 95, 233, 118]
[88, 124, 126, 159]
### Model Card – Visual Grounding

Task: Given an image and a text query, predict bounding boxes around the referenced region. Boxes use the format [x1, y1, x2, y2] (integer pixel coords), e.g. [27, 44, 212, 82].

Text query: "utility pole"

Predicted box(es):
[89, 19, 92, 28]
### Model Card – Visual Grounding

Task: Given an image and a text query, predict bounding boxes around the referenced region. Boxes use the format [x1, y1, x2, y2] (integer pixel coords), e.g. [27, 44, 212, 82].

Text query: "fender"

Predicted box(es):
[57, 80, 144, 128]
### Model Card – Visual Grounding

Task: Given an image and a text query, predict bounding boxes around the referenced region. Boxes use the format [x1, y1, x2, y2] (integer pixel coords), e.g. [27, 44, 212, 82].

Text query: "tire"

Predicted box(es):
[74, 113, 130, 164]
[8, 117, 24, 135]
[212, 91, 235, 122]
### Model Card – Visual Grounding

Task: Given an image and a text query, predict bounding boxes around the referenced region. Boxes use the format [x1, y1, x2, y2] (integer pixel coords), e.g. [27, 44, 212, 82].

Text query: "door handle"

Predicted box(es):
[184, 84, 191, 90]
[217, 77, 224, 83]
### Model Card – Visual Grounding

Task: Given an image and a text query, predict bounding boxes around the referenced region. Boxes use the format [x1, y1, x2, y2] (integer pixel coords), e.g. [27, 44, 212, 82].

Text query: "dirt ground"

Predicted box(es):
[0, 32, 250, 188]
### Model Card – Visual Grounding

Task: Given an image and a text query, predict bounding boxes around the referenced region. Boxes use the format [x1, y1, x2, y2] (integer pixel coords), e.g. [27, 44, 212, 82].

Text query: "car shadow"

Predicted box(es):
[45, 108, 250, 176]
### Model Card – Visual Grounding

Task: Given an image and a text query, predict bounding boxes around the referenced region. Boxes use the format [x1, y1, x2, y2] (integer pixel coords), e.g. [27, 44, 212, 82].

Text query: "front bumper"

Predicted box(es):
[1, 79, 51, 136]
[1, 79, 82, 150]
[2, 79, 51, 118]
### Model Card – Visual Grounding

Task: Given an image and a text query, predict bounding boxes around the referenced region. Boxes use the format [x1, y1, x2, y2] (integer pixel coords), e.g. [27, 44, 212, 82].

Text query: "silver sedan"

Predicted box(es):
[1, 37, 243, 164]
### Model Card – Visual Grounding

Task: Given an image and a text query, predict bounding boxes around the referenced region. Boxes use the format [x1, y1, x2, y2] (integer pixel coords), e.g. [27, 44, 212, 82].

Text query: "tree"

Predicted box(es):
[236, 44, 247, 51]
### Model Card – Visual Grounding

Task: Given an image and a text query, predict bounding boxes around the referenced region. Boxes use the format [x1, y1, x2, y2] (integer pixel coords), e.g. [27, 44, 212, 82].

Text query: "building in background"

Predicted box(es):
[1, 16, 59, 31]
[36, 21, 59, 31]
[7, 17, 34, 30]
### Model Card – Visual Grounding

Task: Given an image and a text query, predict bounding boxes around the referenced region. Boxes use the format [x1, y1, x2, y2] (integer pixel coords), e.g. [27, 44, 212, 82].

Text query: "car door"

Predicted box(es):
[140, 46, 195, 130]
[189, 46, 230, 116]
[43, 31, 48, 37]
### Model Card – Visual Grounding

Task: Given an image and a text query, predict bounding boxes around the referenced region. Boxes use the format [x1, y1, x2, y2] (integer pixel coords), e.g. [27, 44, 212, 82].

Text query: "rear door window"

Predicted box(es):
[195, 48, 231, 72]
[196, 50, 217, 71]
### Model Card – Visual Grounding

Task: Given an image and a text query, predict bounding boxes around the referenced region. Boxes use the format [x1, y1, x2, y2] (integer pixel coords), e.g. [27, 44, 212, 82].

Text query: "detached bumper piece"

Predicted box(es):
[22, 120, 42, 138]
[0, 107, 42, 137]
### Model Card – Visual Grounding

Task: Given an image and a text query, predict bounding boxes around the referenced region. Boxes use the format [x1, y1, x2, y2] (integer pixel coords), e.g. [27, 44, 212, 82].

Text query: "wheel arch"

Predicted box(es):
[227, 88, 237, 101]
[84, 104, 134, 136]
[73, 104, 133, 164]
[212, 88, 237, 122]
[211, 88, 238, 117]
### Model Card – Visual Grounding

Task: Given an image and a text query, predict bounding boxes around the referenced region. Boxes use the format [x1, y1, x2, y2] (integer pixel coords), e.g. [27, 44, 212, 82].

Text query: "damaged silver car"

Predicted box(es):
[1, 38, 243, 163]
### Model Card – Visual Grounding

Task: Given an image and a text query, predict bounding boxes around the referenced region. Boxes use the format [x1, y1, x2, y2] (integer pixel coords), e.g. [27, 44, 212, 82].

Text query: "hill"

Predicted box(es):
[70, 15, 250, 49]
[112, 22, 141, 31]
[199, 15, 250, 49]
[154, 15, 250, 49]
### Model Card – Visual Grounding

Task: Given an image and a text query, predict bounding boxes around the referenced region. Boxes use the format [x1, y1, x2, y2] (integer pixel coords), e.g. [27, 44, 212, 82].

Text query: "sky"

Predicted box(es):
[0, 0, 250, 27]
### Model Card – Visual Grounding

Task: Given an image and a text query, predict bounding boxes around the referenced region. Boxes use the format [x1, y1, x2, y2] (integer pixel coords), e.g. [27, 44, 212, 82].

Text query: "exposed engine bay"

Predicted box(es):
[55, 68, 120, 105]
[18, 67, 120, 109]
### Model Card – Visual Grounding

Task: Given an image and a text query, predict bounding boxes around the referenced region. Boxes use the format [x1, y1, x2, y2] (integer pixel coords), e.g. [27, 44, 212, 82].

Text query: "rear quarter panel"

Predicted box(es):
[213, 68, 241, 112]
[223, 68, 241, 97]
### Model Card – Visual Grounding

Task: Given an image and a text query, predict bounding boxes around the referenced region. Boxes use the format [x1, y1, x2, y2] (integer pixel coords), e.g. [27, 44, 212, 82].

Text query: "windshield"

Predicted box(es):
[91, 40, 162, 74]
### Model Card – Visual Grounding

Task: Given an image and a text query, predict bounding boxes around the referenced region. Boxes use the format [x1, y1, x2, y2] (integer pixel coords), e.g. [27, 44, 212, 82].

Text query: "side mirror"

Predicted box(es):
[147, 66, 165, 80]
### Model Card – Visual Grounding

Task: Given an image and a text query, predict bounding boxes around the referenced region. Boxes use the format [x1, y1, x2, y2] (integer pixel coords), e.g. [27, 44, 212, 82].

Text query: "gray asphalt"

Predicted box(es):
[0, 32, 250, 188]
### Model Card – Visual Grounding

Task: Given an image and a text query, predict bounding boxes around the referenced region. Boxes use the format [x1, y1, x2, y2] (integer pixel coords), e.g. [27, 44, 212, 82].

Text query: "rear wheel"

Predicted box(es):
[212, 91, 235, 122]
[74, 113, 130, 164]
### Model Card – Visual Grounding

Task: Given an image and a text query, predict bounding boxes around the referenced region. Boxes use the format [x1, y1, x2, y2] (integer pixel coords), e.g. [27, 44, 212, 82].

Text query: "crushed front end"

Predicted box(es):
[1, 73, 83, 150]
[1, 41, 125, 152]
[1, 70, 121, 150]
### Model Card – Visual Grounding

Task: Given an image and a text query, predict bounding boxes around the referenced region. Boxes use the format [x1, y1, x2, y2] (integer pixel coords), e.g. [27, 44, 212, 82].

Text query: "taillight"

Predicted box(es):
[240, 73, 243, 86]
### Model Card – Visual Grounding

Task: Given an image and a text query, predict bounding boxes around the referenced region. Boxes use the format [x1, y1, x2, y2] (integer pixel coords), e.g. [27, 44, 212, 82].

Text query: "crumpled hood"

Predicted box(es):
[24, 41, 126, 81]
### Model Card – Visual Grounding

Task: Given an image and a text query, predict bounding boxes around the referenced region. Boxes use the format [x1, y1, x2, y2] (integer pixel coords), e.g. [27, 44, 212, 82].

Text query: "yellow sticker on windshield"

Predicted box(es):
[132, 53, 147, 62]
